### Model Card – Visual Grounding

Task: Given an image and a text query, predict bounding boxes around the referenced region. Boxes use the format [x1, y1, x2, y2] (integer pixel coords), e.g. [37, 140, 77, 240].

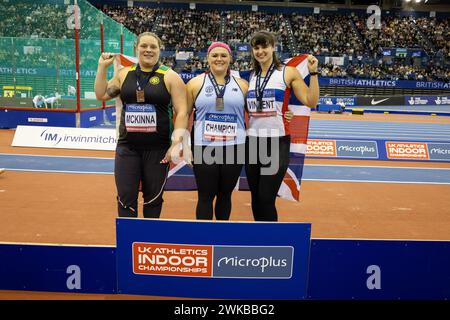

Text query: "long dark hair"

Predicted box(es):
[250, 31, 283, 74]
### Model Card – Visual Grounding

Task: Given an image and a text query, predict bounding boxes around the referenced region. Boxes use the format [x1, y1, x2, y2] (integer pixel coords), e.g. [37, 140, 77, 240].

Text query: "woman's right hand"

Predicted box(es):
[98, 52, 116, 68]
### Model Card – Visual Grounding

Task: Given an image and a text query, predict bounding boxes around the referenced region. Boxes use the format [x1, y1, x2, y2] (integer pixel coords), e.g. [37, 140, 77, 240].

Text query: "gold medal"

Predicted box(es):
[216, 97, 224, 111]
[136, 90, 145, 103]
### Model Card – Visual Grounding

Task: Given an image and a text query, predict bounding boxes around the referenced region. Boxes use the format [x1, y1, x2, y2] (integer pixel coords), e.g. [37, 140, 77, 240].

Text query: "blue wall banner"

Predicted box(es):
[0, 66, 113, 78]
[80, 109, 104, 128]
[0, 108, 117, 129]
[116, 218, 311, 299]
[2, 64, 448, 90]
[104, 105, 116, 123]
[308, 239, 450, 300]
[319, 78, 449, 90]
[0, 109, 76, 129]
[235, 43, 250, 51]
[0, 243, 116, 293]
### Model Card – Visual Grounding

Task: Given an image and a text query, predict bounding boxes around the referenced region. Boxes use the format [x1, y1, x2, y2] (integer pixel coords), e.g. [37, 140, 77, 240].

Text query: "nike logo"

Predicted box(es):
[371, 98, 390, 105]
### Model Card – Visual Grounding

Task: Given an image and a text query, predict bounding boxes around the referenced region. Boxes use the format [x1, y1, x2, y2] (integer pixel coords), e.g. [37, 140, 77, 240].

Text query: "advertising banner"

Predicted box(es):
[320, 78, 449, 90]
[306, 139, 450, 162]
[405, 96, 450, 106]
[116, 218, 311, 299]
[318, 97, 356, 106]
[12, 125, 117, 150]
[356, 96, 405, 106]
[306, 139, 378, 159]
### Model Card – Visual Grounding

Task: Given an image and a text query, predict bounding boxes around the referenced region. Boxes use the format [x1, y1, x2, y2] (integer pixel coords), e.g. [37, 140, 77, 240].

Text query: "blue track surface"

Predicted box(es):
[97, 119, 450, 142]
[1, 153, 449, 185]
[347, 105, 450, 114]
[4, 118, 449, 184]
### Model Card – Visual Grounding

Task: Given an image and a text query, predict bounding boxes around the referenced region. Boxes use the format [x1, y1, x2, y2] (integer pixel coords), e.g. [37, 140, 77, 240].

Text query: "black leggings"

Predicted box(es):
[114, 144, 169, 218]
[245, 135, 290, 221]
[193, 144, 244, 220]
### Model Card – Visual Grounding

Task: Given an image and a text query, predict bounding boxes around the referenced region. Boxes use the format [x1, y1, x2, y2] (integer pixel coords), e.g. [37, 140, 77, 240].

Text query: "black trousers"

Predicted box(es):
[245, 135, 290, 221]
[192, 144, 244, 220]
[114, 144, 169, 218]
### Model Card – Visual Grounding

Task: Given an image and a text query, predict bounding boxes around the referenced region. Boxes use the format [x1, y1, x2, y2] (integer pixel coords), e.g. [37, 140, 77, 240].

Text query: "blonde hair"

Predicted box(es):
[136, 32, 163, 48]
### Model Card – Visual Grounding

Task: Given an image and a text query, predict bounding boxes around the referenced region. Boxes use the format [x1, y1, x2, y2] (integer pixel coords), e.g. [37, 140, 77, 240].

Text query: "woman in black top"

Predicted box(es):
[94, 32, 191, 218]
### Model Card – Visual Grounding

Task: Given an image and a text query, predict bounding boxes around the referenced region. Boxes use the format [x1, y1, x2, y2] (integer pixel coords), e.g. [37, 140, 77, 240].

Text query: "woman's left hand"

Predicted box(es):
[284, 110, 294, 122]
[160, 138, 192, 166]
[307, 55, 318, 73]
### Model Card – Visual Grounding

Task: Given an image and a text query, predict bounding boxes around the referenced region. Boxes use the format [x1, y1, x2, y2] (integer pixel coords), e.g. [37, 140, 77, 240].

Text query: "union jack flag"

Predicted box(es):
[279, 54, 311, 201]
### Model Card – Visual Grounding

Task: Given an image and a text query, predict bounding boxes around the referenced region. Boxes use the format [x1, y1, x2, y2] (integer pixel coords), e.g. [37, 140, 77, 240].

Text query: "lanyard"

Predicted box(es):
[208, 72, 230, 111]
[136, 63, 159, 91]
[255, 63, 275, 111]
[208, 72, 230, 99]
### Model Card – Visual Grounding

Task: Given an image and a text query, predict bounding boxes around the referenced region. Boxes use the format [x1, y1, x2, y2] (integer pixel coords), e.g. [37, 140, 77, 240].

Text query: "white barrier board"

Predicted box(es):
[12, 125, 116, 151]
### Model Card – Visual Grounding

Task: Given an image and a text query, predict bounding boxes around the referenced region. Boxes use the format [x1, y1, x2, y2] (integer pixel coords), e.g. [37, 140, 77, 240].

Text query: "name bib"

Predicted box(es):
[125, 104, 157, 133]
[247, 89, 277, 117]
[203, 113, 237, 141]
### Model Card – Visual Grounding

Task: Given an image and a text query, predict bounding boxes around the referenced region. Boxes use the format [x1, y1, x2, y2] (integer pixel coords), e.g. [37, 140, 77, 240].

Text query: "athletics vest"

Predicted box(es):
[247, 66, 289, 137]
[193, 74, 246, 146]
[118, 64, 172, 149]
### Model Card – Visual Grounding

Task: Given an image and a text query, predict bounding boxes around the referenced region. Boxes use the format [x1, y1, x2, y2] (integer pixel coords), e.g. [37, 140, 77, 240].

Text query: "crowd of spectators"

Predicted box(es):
[181, 53, 252, 73]
[224, 11, 289, 50]
[101, 6, 222, 50]
[416, 17, 449, 61]
[291, 13, 366, 57]
[181, 56, 208, 73]
[158, 9, 222, 51]
[161, 56, 176, 69]
[103, 6, 157, 35]
[1, 3, 448, 82]
[0, 2, 112, 39]
[178, 54, 449, 82]
[2, 3, 447, 57]
[0, 37, 103, 70]
[231, 53, 252, 71]
[353, 15, 429, 56]
[0, 3, 72, 39]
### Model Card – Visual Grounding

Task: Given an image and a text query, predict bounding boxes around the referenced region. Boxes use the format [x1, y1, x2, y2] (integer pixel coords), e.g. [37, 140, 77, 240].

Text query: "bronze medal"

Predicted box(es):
[216, 97, 224, 111]
[136, 90, 145, 103]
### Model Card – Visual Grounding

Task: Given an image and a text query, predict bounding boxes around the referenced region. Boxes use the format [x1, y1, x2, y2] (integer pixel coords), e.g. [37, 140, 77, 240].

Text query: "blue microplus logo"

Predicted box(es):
[212, 246, 293, 278]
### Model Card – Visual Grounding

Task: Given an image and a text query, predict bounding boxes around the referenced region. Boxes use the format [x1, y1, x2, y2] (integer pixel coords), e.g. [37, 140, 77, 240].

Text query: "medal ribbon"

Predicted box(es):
[255, 63, 275, 111]
[208, 72, 230, 100]
[136, 63, 160, 91]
